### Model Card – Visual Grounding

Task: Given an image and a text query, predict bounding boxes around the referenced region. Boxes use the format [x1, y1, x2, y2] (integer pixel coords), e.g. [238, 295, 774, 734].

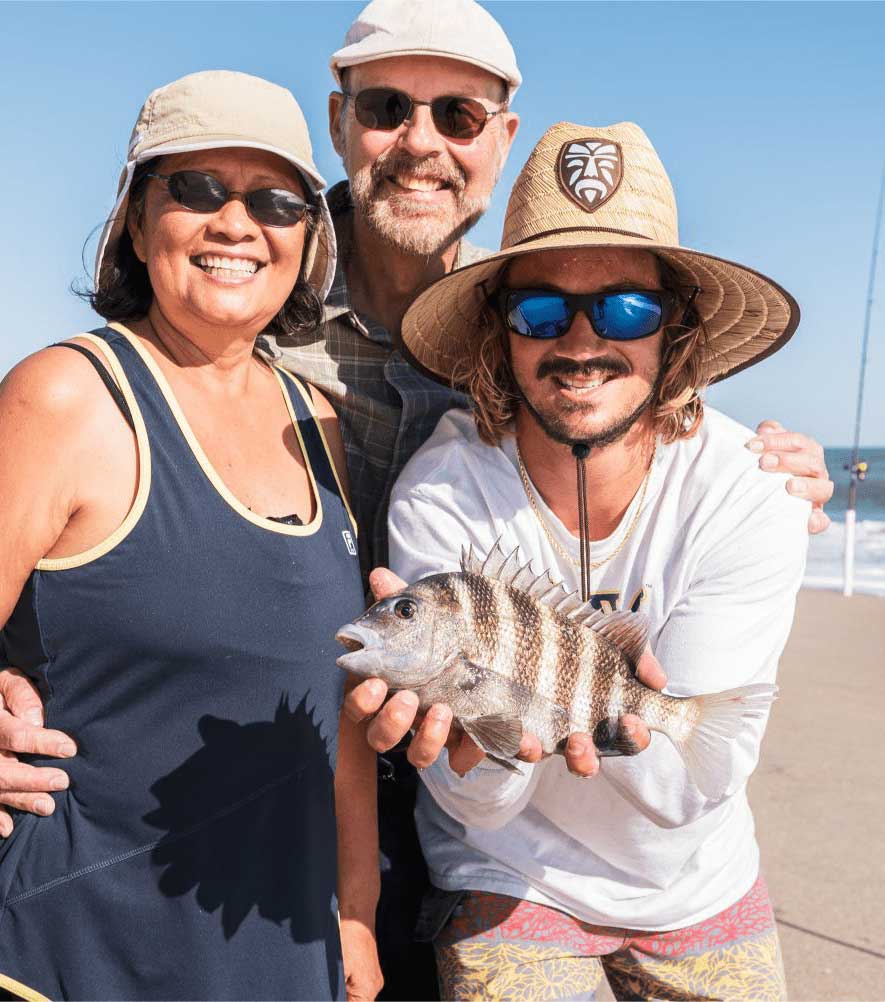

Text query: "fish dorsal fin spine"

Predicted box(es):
[463, 541, 650, 667]
[510, 565, 536, 590]
[584, 611, 651, 666]
[552, 593, 585, 616]
[460, 543, 483, 576]
[463, 538, 575, 610]
[573, 606, 606, 629]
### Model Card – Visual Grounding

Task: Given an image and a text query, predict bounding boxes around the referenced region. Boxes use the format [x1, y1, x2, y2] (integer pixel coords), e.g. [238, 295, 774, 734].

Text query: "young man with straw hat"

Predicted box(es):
[366, 121, 807, 998]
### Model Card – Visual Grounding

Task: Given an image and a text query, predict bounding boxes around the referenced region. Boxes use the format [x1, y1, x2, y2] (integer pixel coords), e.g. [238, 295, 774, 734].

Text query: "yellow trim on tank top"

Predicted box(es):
[277, 368, 359, 538]
[36, 332, 152, 572]
[0, 972, 50, 1002]
[109, 321, 323, 537]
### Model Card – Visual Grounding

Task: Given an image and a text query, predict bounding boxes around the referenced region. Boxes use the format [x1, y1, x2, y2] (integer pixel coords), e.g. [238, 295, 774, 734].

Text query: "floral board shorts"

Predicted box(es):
[429, 874, 786, 1001]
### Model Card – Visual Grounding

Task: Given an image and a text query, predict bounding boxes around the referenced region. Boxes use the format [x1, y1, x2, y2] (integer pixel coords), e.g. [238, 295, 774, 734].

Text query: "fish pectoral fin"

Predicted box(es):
[484, 753, 524, 774]
[462, 713, 524, 763]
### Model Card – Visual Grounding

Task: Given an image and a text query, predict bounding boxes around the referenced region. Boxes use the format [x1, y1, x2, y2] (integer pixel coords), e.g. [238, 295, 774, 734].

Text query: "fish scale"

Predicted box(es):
[336, 541, 778, 799]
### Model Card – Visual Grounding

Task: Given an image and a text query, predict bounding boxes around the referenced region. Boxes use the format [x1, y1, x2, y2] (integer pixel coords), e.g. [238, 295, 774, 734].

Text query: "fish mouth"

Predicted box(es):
[335, 624, 386, 676]
[336, 623, 375, 653]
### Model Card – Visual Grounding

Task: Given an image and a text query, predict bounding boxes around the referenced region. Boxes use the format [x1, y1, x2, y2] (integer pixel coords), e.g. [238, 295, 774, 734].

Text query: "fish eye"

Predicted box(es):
[393, 598, 418, 620]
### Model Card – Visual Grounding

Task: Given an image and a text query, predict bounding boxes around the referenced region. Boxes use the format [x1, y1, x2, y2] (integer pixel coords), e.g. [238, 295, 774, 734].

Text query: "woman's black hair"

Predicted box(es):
[83, 157, 324, 336]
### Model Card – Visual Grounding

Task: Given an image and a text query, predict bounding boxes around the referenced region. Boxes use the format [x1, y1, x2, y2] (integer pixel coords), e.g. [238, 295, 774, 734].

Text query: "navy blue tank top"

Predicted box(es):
[0, 324, 366, 1001]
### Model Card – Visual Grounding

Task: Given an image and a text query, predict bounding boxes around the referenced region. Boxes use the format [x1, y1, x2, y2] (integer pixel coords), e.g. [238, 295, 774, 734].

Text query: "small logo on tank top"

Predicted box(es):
[342, 530, 357, 556]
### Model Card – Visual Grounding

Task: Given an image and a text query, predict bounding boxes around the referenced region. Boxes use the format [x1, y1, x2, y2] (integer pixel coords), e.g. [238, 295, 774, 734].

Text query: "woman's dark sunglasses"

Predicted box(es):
[498, 288, 683, 342]
[146, 170, 313, 227]
[343, 87, 503, 140]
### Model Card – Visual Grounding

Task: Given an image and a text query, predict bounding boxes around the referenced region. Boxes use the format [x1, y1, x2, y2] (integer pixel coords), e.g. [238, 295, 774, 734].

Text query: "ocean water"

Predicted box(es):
[805, 448, 885, 596]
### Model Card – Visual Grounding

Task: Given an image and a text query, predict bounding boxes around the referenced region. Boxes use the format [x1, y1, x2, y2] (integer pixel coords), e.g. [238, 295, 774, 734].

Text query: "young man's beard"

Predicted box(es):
[516, 363, 665, 449]
[346, 148, 494, 257]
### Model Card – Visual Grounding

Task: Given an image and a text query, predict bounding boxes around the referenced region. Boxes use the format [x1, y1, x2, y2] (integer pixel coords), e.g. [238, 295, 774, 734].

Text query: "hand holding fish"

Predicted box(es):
[338, 544, 776, 797]
[341, 565, 666, 779]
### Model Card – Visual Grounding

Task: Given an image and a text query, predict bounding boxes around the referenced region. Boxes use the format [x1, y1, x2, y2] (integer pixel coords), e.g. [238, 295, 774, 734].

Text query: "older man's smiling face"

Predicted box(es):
[330, 55, 518, 256]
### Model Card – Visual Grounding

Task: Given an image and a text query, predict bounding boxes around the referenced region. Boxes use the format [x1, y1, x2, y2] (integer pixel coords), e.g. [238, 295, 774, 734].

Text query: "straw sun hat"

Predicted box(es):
[95, 70, 337, 301]
[401, 121, 799, 387]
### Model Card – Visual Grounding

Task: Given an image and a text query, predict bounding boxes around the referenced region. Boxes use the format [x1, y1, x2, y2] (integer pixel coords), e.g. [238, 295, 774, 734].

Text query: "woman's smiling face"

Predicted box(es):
[128, 148, 309, 340]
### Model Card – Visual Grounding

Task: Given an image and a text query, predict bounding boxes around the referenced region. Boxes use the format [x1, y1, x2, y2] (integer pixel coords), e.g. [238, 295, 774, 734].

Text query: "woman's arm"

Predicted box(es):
[0, 345, 136, 830]
[308, 384, 382, 999]
[0, 342, 137, 602]
[0, 349, 86, 621]
[335, 682, 383, 1001]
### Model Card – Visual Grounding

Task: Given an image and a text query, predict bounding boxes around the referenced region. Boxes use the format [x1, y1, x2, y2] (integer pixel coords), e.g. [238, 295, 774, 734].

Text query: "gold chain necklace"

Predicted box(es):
[515, 441, 656, 573]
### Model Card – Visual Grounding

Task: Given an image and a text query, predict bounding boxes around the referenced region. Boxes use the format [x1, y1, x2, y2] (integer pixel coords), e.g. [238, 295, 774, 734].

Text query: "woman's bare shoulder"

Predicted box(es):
[0, 339, 122, 429]
[305, 382, 349, 492]
[306, 381, 337, 421]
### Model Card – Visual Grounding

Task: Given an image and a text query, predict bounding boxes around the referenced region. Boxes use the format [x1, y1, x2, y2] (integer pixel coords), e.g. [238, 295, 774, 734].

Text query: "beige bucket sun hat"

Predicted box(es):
[95, 70, 337, 300]
[401, 121, 799, 387]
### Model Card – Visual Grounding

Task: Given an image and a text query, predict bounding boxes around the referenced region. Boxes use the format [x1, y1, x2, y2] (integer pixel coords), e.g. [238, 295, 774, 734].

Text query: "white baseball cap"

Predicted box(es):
[330, 0, 521, 97]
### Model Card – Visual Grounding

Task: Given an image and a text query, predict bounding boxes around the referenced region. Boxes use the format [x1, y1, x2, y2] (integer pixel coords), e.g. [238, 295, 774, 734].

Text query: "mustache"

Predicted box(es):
[536, 357, 630, 381]
[369, 148, 467, 195]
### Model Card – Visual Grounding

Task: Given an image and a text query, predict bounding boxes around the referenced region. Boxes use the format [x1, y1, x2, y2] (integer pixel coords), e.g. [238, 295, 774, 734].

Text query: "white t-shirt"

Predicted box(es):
[388, 406, 809, 931]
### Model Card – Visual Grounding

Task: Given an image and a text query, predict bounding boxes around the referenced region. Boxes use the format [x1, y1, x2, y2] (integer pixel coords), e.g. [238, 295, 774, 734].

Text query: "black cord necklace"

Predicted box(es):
[572, 442, 592, 601]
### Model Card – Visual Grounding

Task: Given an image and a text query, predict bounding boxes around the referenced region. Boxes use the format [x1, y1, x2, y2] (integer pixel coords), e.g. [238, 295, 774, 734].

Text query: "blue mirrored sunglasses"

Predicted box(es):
[498, 288, 680, 342]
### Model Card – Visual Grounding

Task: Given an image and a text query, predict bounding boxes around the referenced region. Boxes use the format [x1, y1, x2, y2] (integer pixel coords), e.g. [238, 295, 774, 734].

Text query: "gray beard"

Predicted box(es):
[342, 133, 499, 257]
[350, 173, 489, 257]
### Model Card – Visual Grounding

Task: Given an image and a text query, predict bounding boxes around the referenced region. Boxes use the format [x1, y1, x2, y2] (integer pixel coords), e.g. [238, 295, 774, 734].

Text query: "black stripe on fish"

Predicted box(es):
[431, 576, 462, 609]
[509, 585, 543, 691]
[553, 616, 584, 712]
[466, 573, 500, 668]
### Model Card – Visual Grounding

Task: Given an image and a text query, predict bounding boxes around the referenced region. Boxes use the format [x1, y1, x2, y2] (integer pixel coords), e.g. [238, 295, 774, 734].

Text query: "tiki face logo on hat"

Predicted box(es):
[557, 139, 622, 212]
[401, 121, 800, 391]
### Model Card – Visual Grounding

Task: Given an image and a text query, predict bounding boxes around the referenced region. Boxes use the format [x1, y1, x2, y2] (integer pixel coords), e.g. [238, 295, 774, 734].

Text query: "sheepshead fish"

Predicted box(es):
[336, 542, 776, 799]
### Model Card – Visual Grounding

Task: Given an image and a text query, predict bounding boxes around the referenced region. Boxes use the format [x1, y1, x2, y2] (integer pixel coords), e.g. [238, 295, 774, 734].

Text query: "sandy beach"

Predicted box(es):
[750, 589, 885, 1001]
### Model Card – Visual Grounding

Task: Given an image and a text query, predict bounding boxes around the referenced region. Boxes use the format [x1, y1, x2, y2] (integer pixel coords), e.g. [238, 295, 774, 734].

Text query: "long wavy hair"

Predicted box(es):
[451, 257, 707, 446]
[83, 158, 323, 337]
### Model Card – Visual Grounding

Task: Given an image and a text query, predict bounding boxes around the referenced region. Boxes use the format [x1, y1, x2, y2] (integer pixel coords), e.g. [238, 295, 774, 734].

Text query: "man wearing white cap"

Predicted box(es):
[257, 0, 831, 581]
[260, 0, 522, 578]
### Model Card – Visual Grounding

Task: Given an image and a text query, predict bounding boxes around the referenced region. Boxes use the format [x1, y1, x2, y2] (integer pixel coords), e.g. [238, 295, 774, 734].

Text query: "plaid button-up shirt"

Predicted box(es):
[259, 182, 489, 571]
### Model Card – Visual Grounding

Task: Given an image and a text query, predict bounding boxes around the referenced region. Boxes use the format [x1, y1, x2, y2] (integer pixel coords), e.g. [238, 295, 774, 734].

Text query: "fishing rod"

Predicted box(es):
[843, 161, 885, 597]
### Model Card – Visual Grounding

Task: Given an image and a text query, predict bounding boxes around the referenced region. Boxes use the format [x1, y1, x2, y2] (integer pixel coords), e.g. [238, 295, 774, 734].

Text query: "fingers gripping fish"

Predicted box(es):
[335, 541, 776, 800]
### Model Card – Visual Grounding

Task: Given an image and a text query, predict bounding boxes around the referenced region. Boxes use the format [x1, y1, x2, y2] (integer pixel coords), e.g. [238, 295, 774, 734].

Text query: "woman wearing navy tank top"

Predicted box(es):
[0, 72, 380, 1001]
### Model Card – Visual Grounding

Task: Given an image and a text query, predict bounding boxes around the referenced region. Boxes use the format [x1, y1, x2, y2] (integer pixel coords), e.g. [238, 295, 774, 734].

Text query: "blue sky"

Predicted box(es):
[3, 1, 884, 445]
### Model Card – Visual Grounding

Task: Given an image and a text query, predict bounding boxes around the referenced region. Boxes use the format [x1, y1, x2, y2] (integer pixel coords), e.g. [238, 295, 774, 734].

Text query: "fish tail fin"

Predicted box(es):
[671, 683, 777, 800]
